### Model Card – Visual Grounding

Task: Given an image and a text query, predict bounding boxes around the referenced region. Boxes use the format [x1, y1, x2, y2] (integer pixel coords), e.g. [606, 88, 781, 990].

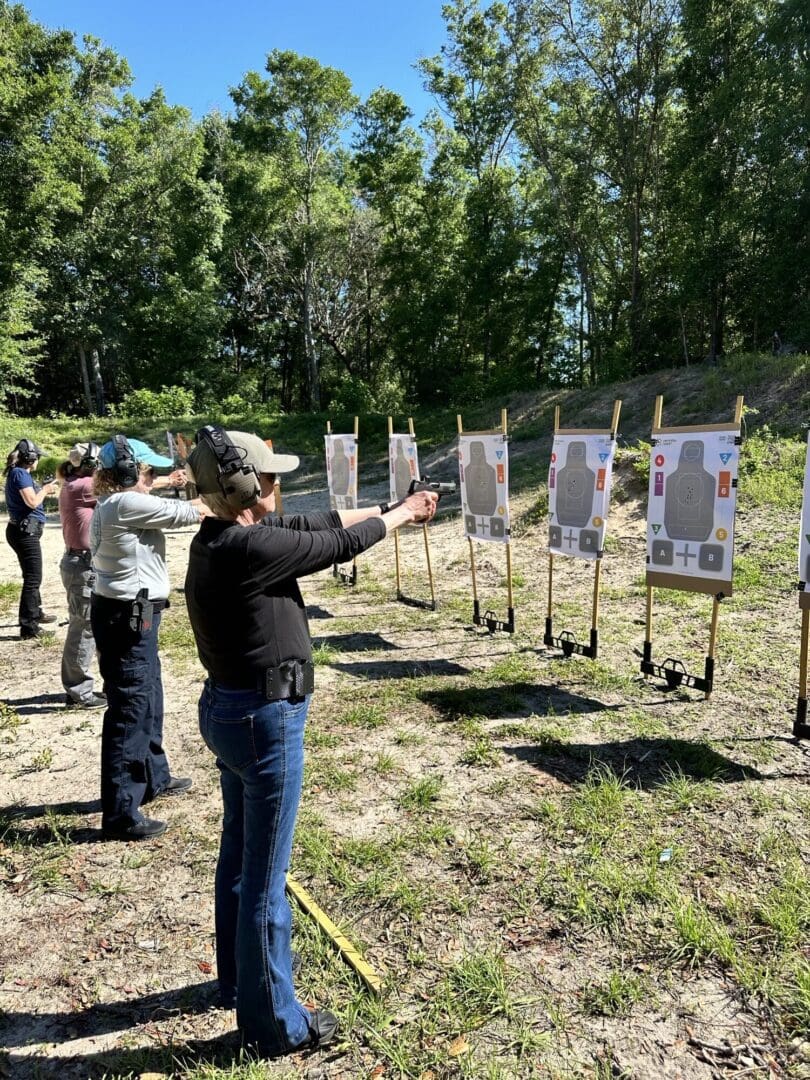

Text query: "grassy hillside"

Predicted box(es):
[1, 351, 808, 490]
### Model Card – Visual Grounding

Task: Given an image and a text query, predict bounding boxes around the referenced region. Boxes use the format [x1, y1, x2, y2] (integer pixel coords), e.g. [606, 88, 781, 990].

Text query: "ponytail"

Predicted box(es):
[4, 449, 21, 476]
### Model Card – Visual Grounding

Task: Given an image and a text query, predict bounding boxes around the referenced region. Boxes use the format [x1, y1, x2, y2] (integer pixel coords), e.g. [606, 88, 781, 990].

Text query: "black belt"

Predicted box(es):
[214, 660, 315, 701]
[92, 594, 169, 612]
[67, 548, 91, 557]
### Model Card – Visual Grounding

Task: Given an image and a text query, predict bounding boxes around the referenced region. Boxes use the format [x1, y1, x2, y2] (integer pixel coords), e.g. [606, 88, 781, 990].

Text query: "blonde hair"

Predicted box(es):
[200, 491, 237, 519]
[93, 462, 151, 496]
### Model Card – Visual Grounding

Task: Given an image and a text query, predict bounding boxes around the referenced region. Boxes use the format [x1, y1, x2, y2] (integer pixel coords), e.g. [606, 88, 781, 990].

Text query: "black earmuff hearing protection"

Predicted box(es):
[196, 425, 261, 510]
[81, 442, 100, 472]
[15, 439, 39, 466]
[112, 435, 139, 488]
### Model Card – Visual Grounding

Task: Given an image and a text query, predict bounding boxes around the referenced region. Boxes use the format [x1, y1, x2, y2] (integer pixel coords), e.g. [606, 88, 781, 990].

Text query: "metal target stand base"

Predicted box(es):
[544, 619, 598, 659]
[474, 600, 515, 635]
[333, 563, 358, 587]
[794, 698, 810, 740]
[641, 642, 715, 694]
[397, 592, 436, 612]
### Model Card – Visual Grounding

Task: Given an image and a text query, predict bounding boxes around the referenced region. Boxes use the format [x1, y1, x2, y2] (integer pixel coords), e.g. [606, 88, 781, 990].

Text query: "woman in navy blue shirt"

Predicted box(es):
[4, 439, 58, 638]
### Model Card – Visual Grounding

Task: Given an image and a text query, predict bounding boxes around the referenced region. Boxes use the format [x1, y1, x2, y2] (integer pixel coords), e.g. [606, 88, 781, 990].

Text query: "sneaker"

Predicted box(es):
[37, 612, 57, 624]
[102, 816, 167, 841]
[156, 776, 193, 798]
[65, 694, 107, 710]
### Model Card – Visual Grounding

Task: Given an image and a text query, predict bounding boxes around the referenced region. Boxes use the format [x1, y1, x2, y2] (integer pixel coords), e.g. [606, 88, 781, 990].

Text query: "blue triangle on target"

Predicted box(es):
[496, 451, 504, 459]
[599, 453, 609, 462]
[719, 452, 732, 464]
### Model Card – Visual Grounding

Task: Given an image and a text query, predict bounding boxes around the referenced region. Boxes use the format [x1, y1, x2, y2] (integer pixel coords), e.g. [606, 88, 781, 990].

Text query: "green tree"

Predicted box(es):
[232, 51, 358, 409]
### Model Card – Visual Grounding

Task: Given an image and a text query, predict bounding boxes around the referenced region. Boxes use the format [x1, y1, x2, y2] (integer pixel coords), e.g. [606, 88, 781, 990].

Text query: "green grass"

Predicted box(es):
[398, 774, 443, 811]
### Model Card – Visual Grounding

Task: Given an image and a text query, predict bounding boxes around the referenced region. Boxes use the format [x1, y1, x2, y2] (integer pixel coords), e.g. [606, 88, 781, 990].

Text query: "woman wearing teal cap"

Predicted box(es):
[90, 435, 201, 840]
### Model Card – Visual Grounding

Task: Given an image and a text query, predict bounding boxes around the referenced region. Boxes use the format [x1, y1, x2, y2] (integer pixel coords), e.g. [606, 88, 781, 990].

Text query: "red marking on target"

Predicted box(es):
[551, 452, 557, 463]
[496, 464, 504, 484]
[655, 454, 665, 467]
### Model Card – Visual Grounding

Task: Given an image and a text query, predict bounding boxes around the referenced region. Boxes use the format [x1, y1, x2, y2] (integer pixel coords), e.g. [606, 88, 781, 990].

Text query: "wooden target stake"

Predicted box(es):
[458, 410, 514, 633]
[458, 413, 480, 618]
[327, 417, 359, 586]
[408, 416, 437, 608]
[545, 400, 621, 659]
[388, 416, 403, 597]
[642, 394, 743, 698]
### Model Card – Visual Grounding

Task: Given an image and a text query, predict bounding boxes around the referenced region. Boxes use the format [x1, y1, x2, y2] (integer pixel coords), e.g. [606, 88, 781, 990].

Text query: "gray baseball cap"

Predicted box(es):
[187, 430, 299, 494]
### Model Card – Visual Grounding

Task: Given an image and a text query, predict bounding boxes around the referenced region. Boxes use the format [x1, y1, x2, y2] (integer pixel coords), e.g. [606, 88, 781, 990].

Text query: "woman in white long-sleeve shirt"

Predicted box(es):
[90, 435, 201, 841]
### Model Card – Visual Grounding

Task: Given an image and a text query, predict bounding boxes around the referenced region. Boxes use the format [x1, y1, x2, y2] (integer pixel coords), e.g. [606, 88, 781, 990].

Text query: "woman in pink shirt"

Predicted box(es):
[58, 443, 106, 709]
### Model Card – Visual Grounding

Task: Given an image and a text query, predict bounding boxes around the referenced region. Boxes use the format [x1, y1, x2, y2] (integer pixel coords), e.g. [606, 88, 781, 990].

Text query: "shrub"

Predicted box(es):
[115, 386, 195, 419]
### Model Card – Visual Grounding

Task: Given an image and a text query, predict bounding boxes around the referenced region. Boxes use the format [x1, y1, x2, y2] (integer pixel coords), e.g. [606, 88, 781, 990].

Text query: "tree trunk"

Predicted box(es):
[707, 281, 725, 364]
[77, 344, 93, 415]
[90, 347, 106, 414]
[303, 261, 320, 410]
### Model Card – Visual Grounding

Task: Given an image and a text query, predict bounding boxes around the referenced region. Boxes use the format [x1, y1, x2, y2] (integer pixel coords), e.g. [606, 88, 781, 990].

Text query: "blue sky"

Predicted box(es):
[24, 0, 448, 121]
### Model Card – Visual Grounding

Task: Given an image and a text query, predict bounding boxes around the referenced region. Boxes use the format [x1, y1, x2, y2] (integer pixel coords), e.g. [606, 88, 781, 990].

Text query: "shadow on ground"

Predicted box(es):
[1, 979, 343, 1079]
[419, 680, 612, 721]
[502, 736, 766, 788]
[312, 632, 400, 652]
[331, 658, 469, 679]
[3, 692, 72, 715]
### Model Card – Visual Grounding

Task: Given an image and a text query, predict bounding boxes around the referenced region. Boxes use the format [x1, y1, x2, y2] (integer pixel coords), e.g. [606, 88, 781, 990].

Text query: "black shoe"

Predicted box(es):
[156, 776, 193, 798]
[20, 628, 43, 639]
[301, 1007, 339, 1050]
[65, 694, 107, 710]
[102, 817, 167, 841]
[38, 612, 57, 624]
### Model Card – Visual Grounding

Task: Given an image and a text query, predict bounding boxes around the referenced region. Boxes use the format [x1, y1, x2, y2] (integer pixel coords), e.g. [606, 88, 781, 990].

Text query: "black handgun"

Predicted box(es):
[408, 476, 456, 498]
[42, 474, 55, 485]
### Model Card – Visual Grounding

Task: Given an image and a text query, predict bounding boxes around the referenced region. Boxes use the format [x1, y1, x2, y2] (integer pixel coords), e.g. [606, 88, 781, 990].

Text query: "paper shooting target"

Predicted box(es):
[325, 434, 358, 510]
[389, 434, 419, 503]
[646, 429, 739, 595]
[548, 434, 616, 561]
[458, 433, 510, 544]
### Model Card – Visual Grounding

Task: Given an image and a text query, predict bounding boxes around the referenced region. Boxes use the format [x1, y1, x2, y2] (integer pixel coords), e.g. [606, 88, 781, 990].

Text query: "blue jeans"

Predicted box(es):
[198, 681, 312, 1054]
[91, 595, 171, 828]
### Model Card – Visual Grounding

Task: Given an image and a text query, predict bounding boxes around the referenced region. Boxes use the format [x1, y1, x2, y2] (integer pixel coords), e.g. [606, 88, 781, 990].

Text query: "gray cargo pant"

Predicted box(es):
[60, 550, 98, 703]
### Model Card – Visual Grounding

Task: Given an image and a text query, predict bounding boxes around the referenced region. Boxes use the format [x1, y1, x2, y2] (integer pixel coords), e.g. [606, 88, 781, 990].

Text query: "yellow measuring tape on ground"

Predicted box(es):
[286, 874, 382, 995]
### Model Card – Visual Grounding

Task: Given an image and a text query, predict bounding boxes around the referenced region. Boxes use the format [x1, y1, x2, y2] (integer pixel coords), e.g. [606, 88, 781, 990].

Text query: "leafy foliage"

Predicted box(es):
[0, 0, 808, 418]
